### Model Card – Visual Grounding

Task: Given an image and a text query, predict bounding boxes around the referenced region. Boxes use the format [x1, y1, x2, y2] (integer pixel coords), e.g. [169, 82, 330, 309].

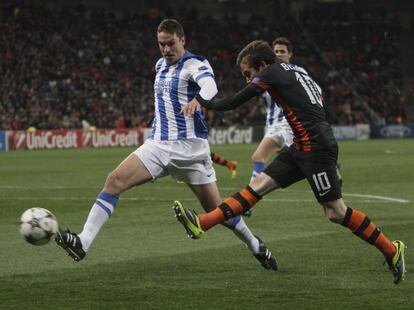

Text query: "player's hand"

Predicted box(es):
[181, 98, 201, 116]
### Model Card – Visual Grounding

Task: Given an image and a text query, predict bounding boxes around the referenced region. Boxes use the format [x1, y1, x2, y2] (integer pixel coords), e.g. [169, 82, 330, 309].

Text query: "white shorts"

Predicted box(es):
[133, 138, 216, 185]
[264, 124, 293, 148]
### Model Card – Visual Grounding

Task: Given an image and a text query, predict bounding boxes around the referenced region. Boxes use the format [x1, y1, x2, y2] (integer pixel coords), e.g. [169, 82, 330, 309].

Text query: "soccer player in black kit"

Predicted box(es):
[174, 40, 406, 284]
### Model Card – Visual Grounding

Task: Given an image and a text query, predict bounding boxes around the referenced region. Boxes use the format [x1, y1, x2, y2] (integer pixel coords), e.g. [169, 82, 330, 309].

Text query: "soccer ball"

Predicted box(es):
[19, 208, 59, 246]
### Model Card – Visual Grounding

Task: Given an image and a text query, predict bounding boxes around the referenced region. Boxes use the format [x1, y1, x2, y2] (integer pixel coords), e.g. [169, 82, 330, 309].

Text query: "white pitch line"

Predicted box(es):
[342, 193, 410, 204]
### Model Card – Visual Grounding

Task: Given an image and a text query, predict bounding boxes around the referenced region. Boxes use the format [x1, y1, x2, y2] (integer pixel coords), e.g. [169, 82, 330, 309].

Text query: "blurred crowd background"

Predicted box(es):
[1, 0, 413, 131]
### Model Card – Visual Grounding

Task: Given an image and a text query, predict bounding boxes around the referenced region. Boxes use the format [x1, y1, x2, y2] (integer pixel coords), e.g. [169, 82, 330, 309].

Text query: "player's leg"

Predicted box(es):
[188, 183, 260, 250]
[173, 172, 278, 237]
[321, 198, 406, 284]
[251, 125, 292, 181]
[246, 137, 281, 217]
[251, 138, 280, 180]
[56, 140, 165, 261]
[56, 153, 153, 261]
[187, 181, 278, 270]
[304, 145, 405, 283]
[210, 152, 238, 179]
[174, 147, 303, 235]
[172, 139, 278, 269]
[77, 154, 153, 250]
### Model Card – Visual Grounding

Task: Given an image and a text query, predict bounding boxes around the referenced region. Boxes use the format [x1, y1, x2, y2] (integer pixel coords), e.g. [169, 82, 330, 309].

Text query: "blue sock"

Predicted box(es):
[222, 215, 242, 229]
[251, 161, 266, 179]
[95, 192, 119, 217]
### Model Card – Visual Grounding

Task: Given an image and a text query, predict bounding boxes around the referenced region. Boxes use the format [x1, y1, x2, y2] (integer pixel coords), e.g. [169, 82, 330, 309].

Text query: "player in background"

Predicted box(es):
[242, 37, 294, 217]
[175, 40, 406, 284]
[210, 152, 238, 179]
[249, 38, 295, 182]
[55, 20, 277, 271]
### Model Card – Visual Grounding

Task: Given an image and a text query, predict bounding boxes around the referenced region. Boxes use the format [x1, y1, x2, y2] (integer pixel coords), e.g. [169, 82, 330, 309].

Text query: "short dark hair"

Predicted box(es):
[236, 40, 276, 70]
[272, 37, 293, 53]
[157, 19, 185, 38]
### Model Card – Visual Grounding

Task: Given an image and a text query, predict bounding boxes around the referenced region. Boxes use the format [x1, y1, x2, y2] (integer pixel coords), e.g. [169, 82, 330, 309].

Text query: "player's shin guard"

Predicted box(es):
[200, 185, 262, 231]
[341, 207, 396, 259]
[251, 161, 266, 180]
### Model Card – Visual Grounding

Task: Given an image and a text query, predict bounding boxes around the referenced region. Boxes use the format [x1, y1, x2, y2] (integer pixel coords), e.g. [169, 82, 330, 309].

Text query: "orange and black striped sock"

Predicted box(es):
[200, 186, 262, 231]
[341, 207, 396, 259]
[210, 152, 228, 167]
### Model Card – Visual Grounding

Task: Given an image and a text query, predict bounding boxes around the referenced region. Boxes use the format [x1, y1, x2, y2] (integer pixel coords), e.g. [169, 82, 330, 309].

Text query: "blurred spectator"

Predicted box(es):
[0, 3, 405, 130]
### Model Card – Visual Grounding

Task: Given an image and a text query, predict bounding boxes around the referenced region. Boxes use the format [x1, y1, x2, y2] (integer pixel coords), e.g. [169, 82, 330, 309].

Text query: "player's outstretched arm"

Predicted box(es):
[196, 84, 260, 111]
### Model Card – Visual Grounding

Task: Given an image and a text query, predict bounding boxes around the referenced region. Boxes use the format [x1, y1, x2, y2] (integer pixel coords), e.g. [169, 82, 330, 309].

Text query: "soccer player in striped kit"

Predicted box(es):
[55, 19, 277, 270]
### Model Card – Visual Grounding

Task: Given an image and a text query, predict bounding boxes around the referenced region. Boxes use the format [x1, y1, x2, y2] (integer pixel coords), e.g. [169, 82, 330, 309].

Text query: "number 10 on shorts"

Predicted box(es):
[312, 172, 331, 193]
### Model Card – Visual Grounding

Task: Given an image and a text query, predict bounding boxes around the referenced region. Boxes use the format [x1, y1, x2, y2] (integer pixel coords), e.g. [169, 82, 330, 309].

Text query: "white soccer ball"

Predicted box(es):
[19, 208, 59, 246]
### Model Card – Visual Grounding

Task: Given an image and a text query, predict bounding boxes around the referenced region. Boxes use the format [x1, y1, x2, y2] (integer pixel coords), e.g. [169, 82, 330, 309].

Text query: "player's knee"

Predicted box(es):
[105, 170, 124, 193]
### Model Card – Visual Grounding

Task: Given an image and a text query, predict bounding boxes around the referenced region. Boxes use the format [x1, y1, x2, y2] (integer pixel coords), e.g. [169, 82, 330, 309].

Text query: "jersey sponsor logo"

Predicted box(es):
[154, 80, 172, 94]
[198, 66, 208, 71]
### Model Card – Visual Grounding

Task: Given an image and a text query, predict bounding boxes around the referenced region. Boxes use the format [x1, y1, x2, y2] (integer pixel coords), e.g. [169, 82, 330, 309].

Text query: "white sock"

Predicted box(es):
[229, 217, 260, 253]
[78, 192, 118, 251]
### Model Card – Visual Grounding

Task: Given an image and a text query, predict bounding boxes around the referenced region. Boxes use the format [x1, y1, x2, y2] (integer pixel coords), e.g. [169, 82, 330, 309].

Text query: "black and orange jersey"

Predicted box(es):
[250, 62, 336, 152]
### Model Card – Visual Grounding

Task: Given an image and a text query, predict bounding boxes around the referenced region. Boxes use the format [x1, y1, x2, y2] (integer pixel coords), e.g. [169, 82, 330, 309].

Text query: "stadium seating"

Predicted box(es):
[0, 4, 406, 130]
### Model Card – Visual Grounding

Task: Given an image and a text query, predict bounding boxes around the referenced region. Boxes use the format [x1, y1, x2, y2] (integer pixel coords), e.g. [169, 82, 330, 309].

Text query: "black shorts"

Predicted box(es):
[263, 144, 342, 203]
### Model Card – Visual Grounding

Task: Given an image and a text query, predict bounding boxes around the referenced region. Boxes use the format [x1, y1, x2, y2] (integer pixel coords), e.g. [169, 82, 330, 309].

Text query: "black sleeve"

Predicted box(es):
[196, 84, 262, 111]
[323, 101, 336, 124]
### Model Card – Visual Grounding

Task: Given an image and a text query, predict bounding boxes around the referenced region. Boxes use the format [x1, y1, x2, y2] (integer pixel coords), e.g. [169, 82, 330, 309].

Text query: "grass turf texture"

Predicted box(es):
[0, 139, 413, 309]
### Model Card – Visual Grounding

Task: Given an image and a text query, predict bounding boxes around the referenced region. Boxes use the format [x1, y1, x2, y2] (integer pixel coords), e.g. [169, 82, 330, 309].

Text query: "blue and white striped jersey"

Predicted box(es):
[261, 91, 288, 128]
[151, 50, 214, 141]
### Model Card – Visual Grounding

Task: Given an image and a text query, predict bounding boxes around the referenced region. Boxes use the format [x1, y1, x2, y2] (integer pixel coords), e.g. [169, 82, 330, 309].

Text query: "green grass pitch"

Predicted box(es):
[0, 139, 413, 309]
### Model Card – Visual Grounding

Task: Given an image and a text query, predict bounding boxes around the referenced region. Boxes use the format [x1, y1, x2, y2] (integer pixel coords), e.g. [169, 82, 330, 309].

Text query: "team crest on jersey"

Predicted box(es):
[198, 66, 208, 71]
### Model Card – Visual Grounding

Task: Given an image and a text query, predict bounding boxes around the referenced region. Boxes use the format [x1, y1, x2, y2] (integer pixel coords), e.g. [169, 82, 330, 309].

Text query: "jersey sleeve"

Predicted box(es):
[186, 58, 215, 83]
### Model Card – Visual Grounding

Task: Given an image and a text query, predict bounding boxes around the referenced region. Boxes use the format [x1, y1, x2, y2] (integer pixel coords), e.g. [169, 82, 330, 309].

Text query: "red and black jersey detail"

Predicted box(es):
[251, 62, 336, 151]
[268, 89, 312, 152]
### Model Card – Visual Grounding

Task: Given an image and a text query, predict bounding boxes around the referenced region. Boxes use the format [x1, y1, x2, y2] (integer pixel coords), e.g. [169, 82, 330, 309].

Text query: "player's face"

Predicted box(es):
[240, 60, 269, 83]
[274, 44, 292, 63]
[239, 61, 262, 83]
[157, 31, 185, 64]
